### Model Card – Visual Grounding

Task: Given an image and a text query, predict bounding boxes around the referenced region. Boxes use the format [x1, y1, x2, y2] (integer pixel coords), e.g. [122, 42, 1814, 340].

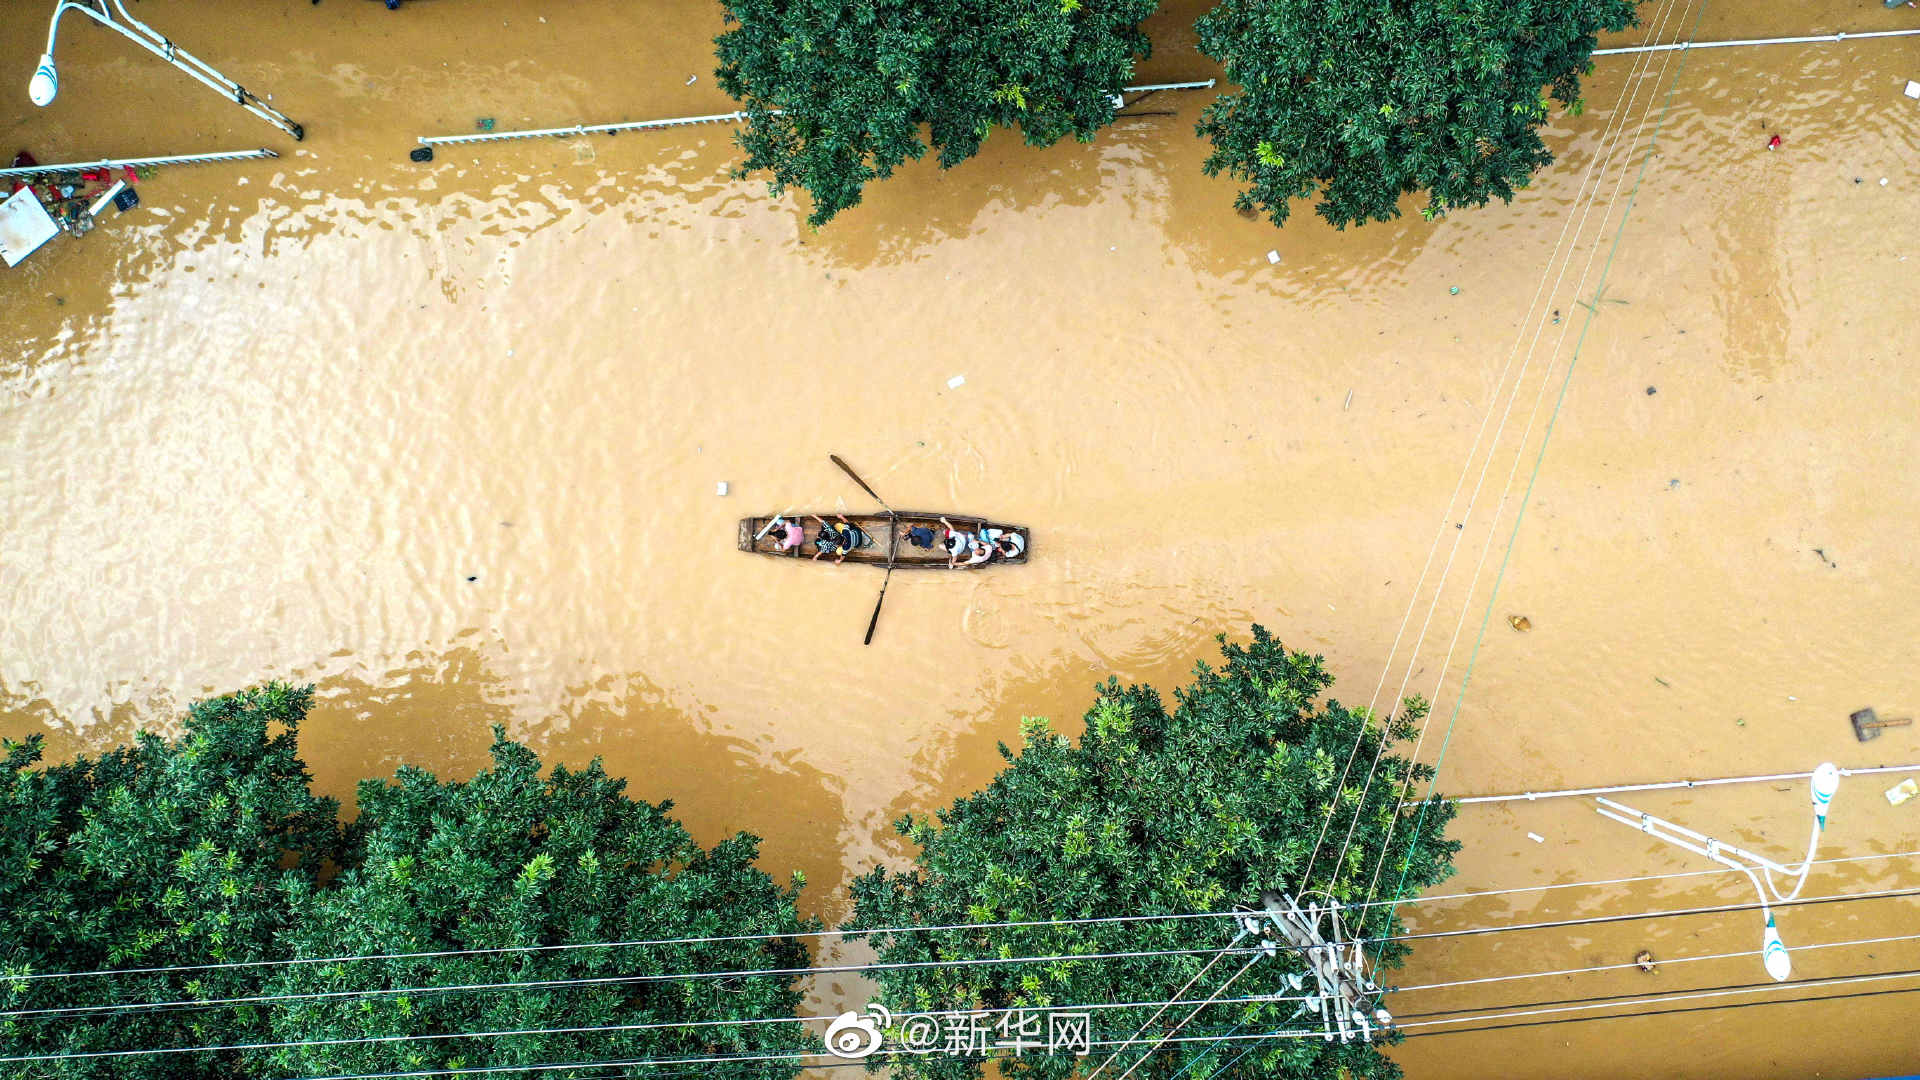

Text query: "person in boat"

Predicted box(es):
[811, 513, 865, 563]
[939, 516, 992, 569]
[906, 524, 938, 549]
[769, 518, 805, 552]
[979, 526, 1026, 561]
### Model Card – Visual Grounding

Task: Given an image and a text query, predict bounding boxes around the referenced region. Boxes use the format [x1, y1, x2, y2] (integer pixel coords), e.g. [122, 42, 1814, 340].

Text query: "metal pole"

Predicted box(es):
[35, 0, 303, 140]
[1593, 27, 1920, 56]
[415, 82, 1220, 148]
[1448, 762, 1919, 805]
[0, 148, 278, 180]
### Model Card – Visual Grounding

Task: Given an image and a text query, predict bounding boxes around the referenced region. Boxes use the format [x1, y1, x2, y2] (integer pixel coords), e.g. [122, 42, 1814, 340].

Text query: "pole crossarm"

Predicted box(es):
[1254, 892, 1390, 1043]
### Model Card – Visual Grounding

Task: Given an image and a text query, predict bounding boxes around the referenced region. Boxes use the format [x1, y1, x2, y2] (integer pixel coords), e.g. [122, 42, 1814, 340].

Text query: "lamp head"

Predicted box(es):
[1762, 917, 1791, 982]
[30, 53, 58, 106]
[1810, 762, 1839, 828]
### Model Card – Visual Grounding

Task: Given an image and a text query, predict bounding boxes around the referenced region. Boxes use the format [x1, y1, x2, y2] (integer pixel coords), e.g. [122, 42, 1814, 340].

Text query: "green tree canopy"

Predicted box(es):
[847, 627, 1459, 1080]
[2, 687, 813, 1080]
[715, 0, 1158, 226]
[1, 684, 342, 1079]
[1195, 0, 1637, 228]
[253, 730, 814, 1079]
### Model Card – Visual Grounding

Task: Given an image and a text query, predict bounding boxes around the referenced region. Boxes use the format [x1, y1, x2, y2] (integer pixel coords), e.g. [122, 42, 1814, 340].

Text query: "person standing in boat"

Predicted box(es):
[811, 513, 865, 564]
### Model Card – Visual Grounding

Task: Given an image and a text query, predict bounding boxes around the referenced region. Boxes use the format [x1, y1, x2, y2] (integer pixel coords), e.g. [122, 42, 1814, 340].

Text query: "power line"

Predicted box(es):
[31, 926, 1920, 1066]
[16, 883, 1915, 1023]
[274, 968, 1920, 1080]
[9, 911, 1247, 984]
[1346, 0, 1697, 924]
[1110, 955, 1264, 1080]
[283, 1027, 1348, 1080]
[1405, 981, 1920, 1038]
[1394, 967, 1920, 1033]
[1368, 0, 1713, 968]
[0, 944, 1268, 1021]
[1356, 848, 1920, 910]
[1292, 0, 1697, 892]
[1395, 966, 1920, 1020]
[1082, 933, 1249, 1080]
[1395, 928, 1920, 994]
[1374, 885, 1920, 947]
[0, 988, 1319, 1066]
[19, 842, 1914, 993]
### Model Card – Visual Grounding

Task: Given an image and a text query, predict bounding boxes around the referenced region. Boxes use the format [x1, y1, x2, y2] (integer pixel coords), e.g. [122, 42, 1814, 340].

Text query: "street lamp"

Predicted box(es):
[1596, 763, 1841, 982]
[29, 0, 303, 140]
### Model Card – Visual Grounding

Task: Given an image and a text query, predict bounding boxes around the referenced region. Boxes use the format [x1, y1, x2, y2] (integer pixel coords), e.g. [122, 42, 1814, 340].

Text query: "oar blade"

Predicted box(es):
[830, 454, 893, 514]
[863, 568, 892, 645]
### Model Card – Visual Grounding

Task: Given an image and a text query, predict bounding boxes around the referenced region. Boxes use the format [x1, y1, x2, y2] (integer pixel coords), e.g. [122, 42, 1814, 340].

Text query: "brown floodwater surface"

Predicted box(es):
[3, 1, 1918, 1076]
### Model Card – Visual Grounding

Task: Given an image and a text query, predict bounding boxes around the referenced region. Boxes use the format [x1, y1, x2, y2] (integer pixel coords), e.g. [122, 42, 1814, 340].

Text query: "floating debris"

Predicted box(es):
[1508, 615, 1532, 632]
[1635, 950, 1657, 973]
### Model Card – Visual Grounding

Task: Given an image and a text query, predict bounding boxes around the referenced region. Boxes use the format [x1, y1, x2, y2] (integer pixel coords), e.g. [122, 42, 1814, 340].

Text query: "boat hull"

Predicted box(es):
[737, 511, 1030, 568]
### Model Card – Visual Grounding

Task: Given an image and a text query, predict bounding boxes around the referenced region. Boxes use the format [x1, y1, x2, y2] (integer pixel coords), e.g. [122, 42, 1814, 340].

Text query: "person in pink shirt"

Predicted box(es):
[768, 518, 804, 552]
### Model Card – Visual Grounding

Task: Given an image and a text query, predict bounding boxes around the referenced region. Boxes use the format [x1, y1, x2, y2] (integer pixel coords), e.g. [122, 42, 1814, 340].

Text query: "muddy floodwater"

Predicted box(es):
[4, 0, 1918, 1076]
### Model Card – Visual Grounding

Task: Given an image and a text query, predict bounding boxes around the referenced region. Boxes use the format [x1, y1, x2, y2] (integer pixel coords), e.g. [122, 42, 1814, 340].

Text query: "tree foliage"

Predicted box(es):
[848, 627, 1459, 1080]
[1195, 0, 1636, 228]
[714, 0, 1158, 226]
[1, 686, 812, 1080]
[253, 731, 813, 1079]
[1, 685, 342, 1079]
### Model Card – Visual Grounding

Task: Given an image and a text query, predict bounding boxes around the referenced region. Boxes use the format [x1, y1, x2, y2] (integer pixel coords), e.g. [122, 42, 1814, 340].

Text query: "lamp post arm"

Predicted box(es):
[45, 1, 104, 55]
[1594, 803, 1776, 922]
[38, 0, 303, 139]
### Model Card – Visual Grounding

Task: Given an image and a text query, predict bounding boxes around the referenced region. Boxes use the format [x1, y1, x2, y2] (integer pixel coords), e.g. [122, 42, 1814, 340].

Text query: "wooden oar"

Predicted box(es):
[863, 564, 893, 646]
[830, 454, 897, 517]
[831, 454, 901, 645]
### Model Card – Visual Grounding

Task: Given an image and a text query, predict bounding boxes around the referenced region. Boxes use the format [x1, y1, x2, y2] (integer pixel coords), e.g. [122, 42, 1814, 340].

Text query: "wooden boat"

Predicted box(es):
[737, 511, 1030, 568]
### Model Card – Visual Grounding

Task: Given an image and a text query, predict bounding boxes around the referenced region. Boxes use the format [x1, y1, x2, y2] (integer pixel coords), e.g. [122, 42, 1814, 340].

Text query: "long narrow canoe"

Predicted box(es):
[737, 511, 1030, 568]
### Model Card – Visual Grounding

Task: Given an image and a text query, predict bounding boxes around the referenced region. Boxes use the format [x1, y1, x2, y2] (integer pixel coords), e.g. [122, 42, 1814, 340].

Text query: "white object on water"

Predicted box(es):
[1267, 250, 1281, 264]
[1526, 832, 1546, 844]
[30, 53, 58, 106]
[1905, 80, 1920, 99]
[686, 75, 698, 86]
[85, 180, 126, 219]
[1762, 918, 1791, 981]
[1886, 778, 1918, 807]
[1810, 762, 1839, 828]
[0, 186, 60, 267]
[947, 375, 965, 389]
[715, 481, 729, 496]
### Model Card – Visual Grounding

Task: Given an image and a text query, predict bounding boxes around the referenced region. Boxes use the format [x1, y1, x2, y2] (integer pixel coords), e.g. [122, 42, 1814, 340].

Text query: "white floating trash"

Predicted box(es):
[715, 481, 729, 496]
[1267, 250, 1281, 264]
[1905, 80, 1920, 100]
[0, 187, 59, 267]
[947, 375, 965, 389]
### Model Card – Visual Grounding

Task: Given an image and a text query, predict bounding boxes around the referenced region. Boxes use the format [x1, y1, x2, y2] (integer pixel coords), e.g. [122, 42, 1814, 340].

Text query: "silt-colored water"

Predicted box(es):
[3, 1, 1917, 1076]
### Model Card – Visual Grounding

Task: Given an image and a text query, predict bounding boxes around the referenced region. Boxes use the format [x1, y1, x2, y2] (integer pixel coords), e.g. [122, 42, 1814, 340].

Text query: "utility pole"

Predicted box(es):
[1251, 891, 1392, 1042]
